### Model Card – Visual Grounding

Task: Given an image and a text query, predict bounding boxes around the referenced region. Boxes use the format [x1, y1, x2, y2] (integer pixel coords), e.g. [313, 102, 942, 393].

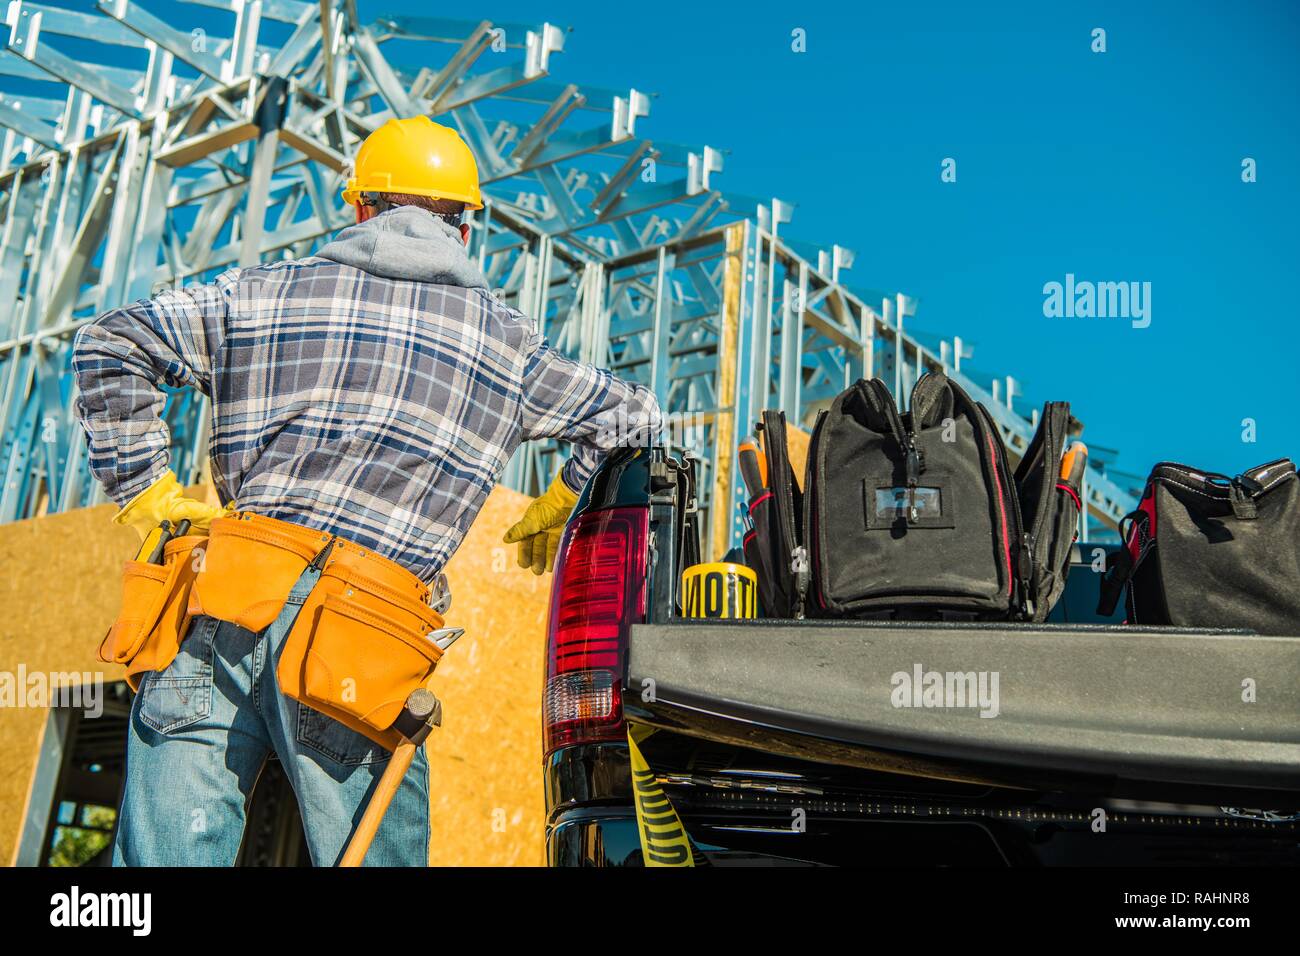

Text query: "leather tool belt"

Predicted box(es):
[104, 512, 447, 750]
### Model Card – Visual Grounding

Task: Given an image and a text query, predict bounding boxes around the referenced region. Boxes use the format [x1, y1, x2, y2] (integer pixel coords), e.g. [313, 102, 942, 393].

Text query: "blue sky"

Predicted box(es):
[29, 0, 1297, 483]
[359, 0, 1298, 483]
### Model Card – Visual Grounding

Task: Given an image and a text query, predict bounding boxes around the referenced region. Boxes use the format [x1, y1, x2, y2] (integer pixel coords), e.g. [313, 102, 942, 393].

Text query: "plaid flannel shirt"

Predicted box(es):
[73, 255, 660, 582]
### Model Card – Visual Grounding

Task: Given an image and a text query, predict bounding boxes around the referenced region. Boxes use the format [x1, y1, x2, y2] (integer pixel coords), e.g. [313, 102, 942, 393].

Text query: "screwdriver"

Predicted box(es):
[136, 520, 171, 562]
[145, 518, 191, 565]
[1059, 441, 1088, 495]
[738, 434, 766, 500]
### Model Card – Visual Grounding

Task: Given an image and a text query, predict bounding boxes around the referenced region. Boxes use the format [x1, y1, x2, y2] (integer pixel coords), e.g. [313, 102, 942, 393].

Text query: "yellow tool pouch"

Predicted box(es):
[188, 514, 333, 632]
[98, 535, 206, 691]
[279, 537, 446, 751]
[192, 513, 446, 751]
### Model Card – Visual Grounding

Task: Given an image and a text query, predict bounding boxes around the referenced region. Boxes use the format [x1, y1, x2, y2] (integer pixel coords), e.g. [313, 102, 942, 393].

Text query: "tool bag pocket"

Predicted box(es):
[279, 564, 445, 751]
[98, 535, 205, 691]
[749, 409, 807, 618]
[1035, 480, 1082, 615]
[1013, 402, 1082, 621]
[190, 515, 327, 632]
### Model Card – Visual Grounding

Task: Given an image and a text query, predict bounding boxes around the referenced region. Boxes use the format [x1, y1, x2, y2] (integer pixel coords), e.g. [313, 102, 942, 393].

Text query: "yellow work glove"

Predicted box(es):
[502, 471, 580, 575]
[113, 470, 234, 541]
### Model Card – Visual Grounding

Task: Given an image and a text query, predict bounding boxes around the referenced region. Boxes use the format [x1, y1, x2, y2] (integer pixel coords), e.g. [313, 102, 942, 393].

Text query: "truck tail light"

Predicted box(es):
[543, 506, 648, 755]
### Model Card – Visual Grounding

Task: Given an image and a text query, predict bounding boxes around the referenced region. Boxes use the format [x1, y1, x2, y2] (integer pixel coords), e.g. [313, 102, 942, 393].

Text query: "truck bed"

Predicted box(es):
[624, 620, 1300, 805]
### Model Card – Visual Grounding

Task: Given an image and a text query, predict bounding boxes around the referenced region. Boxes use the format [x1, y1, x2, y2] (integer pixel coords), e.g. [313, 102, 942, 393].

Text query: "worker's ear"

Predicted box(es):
[355, 203, 374, 224]
[459, 222, 470, 245]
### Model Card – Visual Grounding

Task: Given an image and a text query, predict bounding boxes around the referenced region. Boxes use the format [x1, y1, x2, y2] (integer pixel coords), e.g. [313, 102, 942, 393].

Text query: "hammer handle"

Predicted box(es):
[339, 740, 418, 867]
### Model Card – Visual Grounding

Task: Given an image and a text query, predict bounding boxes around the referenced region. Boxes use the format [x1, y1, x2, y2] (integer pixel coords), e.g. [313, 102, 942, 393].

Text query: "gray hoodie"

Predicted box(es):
[316, 205, 489, 289]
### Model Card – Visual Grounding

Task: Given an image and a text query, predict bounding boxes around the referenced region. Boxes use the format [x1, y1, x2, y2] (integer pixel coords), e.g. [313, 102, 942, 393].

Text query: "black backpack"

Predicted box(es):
[1098, 459, 1300, 635]
[794, 374, 1080, 620]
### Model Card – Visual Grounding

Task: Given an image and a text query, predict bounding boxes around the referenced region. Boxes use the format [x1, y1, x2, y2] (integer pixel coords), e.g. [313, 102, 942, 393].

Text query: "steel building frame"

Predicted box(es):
[0, 0, 1133, 556]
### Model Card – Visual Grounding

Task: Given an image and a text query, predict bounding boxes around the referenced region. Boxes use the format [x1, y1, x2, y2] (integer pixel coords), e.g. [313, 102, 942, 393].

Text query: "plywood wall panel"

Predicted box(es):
[0, 487, 549, 867]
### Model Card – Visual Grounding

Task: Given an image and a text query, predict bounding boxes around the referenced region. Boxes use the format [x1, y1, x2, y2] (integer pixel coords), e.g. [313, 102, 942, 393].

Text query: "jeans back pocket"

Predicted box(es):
[295, 702, 390, 767]
[136, 617, 217, 735]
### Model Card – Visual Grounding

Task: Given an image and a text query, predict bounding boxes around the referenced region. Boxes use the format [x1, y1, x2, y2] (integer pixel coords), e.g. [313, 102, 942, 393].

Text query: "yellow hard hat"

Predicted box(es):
[341, 116, 483, 209]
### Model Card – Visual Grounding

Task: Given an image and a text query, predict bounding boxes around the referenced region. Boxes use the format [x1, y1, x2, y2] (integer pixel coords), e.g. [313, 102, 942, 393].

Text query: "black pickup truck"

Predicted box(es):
[542, 446, 1300, 866]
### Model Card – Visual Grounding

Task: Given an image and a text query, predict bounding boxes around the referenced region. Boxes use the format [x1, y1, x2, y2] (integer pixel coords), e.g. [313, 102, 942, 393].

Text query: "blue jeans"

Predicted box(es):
[113, 565, 430, 866]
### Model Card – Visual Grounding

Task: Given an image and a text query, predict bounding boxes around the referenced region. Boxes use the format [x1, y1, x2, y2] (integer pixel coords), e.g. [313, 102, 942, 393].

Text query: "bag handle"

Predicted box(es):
[1228, 478, 1259, 520]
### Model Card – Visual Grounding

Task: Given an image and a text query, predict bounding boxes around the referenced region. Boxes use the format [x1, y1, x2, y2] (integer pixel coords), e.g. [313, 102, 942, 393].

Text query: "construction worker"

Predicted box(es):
[73, 116, 661, 866]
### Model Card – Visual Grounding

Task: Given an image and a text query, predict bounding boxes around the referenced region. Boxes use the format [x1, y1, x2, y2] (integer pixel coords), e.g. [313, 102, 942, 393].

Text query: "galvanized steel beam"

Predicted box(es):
[0, 0, 1134, 551]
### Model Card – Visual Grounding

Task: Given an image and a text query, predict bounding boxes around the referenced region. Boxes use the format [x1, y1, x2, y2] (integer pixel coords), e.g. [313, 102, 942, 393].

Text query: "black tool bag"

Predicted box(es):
[746, 410, 808, 618]
[1098, 459, 1300, 635]
[801, 374, 1081, 621]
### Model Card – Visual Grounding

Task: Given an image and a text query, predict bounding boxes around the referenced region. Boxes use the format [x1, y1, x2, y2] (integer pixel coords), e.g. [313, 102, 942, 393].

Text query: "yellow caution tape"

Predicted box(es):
[681, 561, 758, 619]
[627, 725, 695, 867]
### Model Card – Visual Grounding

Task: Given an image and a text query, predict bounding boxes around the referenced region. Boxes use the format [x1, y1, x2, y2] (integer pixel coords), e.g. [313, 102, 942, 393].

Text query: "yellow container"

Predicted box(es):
[681, 562, 758, 619]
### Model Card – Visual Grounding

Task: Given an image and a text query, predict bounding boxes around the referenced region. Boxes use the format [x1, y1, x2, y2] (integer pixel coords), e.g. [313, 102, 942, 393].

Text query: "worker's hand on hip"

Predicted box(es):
[502, 471, 580, 575]
[113, 470, 235, 540]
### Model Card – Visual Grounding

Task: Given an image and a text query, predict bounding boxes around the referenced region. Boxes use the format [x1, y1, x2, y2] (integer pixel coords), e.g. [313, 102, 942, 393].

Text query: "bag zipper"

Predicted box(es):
[1020, 402, 1069, 612]
[802, 409, 828, 616]
[1150, 458, 1294, 497]
[856, 379, 924, 521]
[974, 402, 1026, 612]
[762, 410, 803, 618]
[903, 427, 925, 522]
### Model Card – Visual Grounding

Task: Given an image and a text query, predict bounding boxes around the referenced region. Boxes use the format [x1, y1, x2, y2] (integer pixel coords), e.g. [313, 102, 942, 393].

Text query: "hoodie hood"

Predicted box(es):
[316, 205, 489, 290]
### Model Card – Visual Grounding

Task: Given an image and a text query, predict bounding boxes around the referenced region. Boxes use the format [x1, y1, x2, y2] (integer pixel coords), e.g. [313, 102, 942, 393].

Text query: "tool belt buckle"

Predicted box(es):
[429, 572, 452, 614]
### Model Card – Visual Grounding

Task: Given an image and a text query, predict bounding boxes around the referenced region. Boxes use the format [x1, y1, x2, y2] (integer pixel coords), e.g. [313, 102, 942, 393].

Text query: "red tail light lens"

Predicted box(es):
[543, 506, 648, 754]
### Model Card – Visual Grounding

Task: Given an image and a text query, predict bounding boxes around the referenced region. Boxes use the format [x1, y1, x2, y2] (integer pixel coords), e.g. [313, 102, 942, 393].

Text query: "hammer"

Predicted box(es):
[339, 687, 442, 867]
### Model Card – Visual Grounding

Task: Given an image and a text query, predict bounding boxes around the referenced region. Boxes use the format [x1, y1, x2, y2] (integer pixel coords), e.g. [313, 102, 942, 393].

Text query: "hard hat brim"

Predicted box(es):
[341, 182, 484, 210]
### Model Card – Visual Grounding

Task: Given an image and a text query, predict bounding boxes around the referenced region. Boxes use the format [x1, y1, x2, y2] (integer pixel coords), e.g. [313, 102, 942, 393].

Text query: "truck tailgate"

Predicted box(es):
[624, 620, 1300, 798]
